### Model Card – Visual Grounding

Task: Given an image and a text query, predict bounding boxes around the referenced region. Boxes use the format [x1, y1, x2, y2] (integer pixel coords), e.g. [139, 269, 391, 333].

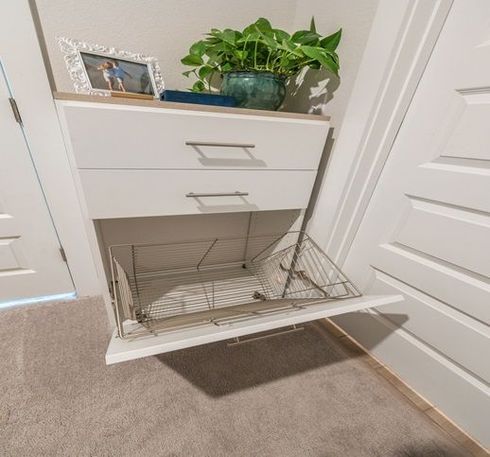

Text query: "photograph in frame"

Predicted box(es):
[58, 37, 164, 97]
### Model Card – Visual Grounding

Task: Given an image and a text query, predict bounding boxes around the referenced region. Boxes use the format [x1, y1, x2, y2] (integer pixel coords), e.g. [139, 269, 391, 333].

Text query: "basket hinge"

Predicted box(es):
[9, 98, 23, 125]
[59, 246, 67, 262]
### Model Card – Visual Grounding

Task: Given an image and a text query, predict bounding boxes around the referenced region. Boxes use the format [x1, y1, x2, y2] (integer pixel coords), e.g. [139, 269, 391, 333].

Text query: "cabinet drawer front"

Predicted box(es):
[79, 169, 316, 219]
[63, 105, 328, 170]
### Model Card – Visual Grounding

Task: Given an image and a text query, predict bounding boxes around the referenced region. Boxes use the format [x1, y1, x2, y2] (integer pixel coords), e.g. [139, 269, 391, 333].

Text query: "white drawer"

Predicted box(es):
[79, 169, 316, 219]
[62, 104, 328, 171]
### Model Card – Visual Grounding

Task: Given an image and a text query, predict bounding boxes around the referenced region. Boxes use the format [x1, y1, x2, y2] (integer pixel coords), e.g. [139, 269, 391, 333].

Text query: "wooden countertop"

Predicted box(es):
[53, 92, 330, 122]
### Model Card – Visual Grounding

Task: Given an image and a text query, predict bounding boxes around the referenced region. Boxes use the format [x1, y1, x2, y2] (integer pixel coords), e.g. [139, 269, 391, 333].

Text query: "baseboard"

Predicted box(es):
[319, 316, 489, 457]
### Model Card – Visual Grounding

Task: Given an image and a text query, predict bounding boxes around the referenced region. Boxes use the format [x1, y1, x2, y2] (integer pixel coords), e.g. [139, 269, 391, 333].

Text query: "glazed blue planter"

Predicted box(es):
[221, 71, 286, 111]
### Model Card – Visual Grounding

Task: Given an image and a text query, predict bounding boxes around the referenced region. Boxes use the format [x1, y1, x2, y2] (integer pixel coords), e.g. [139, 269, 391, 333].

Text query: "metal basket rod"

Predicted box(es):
[109, 245, 125, 338]
[306, 235, 362, 297]
[281, 231, 308, 297]
[249, 232, 291, 262]
[197, 238, 218, 270]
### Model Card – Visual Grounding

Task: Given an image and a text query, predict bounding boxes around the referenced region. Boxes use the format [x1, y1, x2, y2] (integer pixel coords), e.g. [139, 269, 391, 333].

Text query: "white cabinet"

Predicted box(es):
[79, 169, 316, 218]
[55, 93, 402, 364]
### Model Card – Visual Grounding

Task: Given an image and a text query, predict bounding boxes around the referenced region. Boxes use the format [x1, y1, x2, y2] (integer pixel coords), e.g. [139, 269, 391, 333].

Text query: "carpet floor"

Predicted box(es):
[0, 297, 470, 457]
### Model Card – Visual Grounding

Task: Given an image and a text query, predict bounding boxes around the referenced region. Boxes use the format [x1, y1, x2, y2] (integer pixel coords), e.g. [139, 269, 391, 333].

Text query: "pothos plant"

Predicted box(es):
[181, 18, 341, 92]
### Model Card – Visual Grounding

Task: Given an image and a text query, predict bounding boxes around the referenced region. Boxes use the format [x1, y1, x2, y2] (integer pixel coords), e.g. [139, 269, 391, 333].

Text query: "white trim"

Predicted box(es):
[0, 1, 102, 296]
[0, 292, 77, 310]
[308, 0, 453, 266]
[334, 309, 490, 446]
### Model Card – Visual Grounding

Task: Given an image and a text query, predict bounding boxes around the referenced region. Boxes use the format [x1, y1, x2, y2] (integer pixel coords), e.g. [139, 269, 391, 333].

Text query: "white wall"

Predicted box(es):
[35, 0, 377, 130]
[35, 0, 297, 93]
[286, 0, 379, 131]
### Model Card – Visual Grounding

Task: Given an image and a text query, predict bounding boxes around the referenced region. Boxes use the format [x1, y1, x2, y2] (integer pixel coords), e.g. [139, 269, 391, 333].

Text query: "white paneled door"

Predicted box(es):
[0, 63, 74, 303]
[339, 0, 490, 444]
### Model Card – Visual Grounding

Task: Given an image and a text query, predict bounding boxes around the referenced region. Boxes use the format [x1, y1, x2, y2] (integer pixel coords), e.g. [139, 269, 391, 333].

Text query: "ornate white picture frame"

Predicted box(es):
[57, 37, 164, 97]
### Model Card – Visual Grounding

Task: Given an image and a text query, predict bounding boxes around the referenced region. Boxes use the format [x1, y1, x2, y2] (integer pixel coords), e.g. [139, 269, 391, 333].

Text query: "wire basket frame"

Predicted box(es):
[110, 232, 360, 339]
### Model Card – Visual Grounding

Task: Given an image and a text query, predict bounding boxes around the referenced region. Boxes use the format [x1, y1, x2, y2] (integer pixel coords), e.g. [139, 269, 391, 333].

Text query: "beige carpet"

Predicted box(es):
[0, 297, 470, 457]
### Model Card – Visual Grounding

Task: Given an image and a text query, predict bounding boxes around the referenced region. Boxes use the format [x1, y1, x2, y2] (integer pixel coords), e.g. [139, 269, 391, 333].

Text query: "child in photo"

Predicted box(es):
[97, 61, 116, 90]
[97, 60, 133, 92]
[111, 61, 133, 92]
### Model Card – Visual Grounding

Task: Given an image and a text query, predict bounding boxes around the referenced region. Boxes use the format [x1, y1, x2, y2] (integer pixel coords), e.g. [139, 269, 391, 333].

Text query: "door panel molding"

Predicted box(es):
[325, 0, 490, 447]
[377, 242, 490, 324]
[371, 269, 490, 382]
[0, 61, 74, 301]
[310, 0, 454, 265]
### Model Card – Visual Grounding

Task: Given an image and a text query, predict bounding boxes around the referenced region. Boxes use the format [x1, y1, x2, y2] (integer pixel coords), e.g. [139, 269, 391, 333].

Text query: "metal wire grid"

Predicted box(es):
[110, 232, 360, 338]
[250, 235, 358, 301]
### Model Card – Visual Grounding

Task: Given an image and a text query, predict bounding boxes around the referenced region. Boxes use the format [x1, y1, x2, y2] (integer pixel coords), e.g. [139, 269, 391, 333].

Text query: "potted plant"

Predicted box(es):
[181, 18, 341, 111]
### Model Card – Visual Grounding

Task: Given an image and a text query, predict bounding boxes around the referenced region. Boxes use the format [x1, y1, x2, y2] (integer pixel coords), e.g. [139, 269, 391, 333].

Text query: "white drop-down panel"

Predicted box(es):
[106, 294, 403, 364]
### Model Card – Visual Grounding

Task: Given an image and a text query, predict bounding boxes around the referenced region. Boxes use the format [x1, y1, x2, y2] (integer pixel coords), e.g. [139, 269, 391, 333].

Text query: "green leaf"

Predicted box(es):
[221, 62, 233, 72]
[291, 30, 306, 42]
[204, 35, 221, 44]
[189, 40, 208, 56]
[205, 47, 221, 61]
[233, 49, 248, 60]
[320, 28, 342, 51]
[191, 80, 205, 92]
[182, 70, 194, 77]
[291, 30, 320, 45]
[242, 23, 256, 37]
[280, 39, 302, 56]
[273, 28, 290, 42]
[222, 29, 238, 45]
[211, 42, 231, 53]
[254, 18, 272, 32]
[261, 35, 278, 49]
[309, 17, 316, 33]
[198, 65, 214, 79]
[238, 31, 261, 43]
[301, 45, 339, 75]
[181, 54, 204, 66]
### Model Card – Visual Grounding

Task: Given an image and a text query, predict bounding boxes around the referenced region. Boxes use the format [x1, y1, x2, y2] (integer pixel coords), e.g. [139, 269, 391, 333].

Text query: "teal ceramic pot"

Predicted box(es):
[221, 71, 286, 111]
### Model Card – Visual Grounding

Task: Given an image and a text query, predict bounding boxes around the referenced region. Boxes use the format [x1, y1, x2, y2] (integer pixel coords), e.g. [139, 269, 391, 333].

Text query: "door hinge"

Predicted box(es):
[8, 97, 23, 125]
[59, 247, 67, 262]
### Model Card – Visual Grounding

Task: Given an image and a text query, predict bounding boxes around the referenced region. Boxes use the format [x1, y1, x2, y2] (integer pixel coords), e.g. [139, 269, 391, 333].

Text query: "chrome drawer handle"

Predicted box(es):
[185, 141, 255, 149]
[186, 191, 249, 198]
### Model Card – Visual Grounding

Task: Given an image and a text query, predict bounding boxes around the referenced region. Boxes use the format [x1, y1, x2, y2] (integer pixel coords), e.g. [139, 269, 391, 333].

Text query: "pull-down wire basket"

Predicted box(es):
[110, 232, 360, 339]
